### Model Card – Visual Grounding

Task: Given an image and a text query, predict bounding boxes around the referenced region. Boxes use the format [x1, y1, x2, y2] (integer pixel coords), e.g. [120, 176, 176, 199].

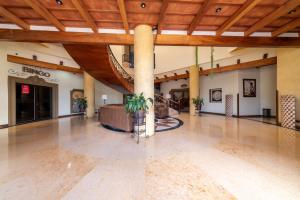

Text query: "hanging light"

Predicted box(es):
[141, 2, 146, 8]
[56, 0, 63, 5]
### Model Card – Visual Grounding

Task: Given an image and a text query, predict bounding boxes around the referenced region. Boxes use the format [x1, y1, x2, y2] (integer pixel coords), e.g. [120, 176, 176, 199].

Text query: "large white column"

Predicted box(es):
[189, 65, 200, 115]
[134, 24, 155, 137]
[84, 71, 95, 118]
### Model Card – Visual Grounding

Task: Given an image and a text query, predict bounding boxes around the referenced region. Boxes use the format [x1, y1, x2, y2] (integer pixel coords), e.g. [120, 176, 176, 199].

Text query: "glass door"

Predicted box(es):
[16, 83, 52, 124]
[35, 85, 52, 120]
[16, 83, 35, 123]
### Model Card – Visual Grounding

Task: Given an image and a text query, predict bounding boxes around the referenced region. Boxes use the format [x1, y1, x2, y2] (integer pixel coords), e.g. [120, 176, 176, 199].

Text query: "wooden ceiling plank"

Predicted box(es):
[216, 0, 262, 36]
[7, 54, 82, 74]
[70, 0, 98, 33]
[1, 30, 300, 47]
[245, 0, 300, 36]
[187, 0, 213, 35]
[272, 18, 300, 37]
[157, 0, 170, 34]
[0, 6, 30, 30]
[24, 0, 65, 31]
[117, 0, 129, 34]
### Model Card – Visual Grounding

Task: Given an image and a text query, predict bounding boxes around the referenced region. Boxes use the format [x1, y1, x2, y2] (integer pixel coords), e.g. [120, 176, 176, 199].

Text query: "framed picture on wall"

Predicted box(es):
[70, 89, 84, 113]
[209, 88, 222, 103]
[243, 79, 256, 97]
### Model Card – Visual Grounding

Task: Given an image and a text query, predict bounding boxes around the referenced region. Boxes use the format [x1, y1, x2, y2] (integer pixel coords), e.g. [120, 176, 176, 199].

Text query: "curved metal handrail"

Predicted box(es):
[107, 46, 134, 83]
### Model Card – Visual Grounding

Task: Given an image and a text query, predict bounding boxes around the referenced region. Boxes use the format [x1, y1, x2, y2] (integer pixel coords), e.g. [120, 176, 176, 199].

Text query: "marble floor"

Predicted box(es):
[243, 116, 277, 125]
[0, 114, 300, 200]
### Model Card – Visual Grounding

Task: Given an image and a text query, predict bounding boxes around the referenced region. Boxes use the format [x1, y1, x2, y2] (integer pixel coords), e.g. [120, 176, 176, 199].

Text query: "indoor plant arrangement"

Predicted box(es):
[192, 96, 204, 115]
[76, 97, 88, 114]
[125, 93, 153, 125]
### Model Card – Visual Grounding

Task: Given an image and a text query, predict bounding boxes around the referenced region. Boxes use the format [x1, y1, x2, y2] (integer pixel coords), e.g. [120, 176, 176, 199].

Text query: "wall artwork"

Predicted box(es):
[243, 79, 256, 97]
[70, 89, 84, 113]
[209, 88, 222, 103]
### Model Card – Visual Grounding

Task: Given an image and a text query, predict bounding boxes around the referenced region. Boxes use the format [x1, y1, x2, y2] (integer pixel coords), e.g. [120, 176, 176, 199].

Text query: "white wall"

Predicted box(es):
[260, 65, 277, 116]
[160, 66, 276, 116]
[110, 45, 277, 75]
[200, 71, 238, 115]
[0, 42, 83, 125]
[238, 68, 261, 116]
[160, 79, 189, 97]
[95, 80, 123, 108]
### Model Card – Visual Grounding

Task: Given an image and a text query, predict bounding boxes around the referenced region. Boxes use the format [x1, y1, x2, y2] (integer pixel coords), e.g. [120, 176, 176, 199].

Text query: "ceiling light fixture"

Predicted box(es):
[215, 7, 222, 13]
[141, 2, 146, 8]
[56, 0, 63, 5]
[288, 9, 296, 14]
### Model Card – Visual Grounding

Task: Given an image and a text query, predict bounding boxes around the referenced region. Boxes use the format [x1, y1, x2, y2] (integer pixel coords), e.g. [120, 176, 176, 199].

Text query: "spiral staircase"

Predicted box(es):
[64, 44, 134, 93]
[64, 44, 181, 115]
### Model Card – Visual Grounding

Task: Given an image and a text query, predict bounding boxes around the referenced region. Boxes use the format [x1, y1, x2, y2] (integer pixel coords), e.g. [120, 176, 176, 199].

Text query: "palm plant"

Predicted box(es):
[192, 96, 204, 111]
[76, 97, 88, 113]
[125, 93, 153, 113]
[125, 93, 153, 124]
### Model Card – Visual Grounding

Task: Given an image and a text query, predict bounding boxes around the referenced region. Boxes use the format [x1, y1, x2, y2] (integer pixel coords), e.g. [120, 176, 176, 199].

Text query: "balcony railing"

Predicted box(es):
[107, 46, 134, 83]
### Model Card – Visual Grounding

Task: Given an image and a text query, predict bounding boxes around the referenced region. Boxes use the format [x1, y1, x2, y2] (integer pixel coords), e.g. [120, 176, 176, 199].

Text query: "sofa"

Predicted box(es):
[99, 103, 169, 132]
[155, 102, 169, 119]
[99, 104, 133, 132]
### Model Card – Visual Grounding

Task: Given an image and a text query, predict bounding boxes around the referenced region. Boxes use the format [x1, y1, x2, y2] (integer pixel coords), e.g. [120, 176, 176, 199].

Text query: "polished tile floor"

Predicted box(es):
[0, 114, 300, 200]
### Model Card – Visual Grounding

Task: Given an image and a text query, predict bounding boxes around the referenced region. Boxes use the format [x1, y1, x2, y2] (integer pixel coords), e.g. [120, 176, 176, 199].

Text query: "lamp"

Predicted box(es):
[101, 94, 108, 105]
[165, 94, 171, 99]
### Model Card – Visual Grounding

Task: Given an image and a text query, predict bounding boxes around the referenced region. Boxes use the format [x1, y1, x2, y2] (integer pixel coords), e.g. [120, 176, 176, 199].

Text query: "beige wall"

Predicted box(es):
[277, 48, 300, 121]
[95, 80, 123, 107]
[0, 42, 83, 125]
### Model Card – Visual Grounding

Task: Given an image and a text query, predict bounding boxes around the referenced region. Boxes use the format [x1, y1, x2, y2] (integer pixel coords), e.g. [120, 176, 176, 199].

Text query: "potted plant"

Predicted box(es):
[125, 93, 153, 125]
[192, 96, 204, 115]
[76, 97, 88, 114]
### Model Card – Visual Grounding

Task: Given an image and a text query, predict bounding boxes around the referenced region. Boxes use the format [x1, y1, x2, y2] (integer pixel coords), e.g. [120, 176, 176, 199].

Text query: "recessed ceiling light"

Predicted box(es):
[141, 2, 146, 8]
[56, 0, 63, 5]
[215, 7, 222, 13]
[288, 9, 296, 14]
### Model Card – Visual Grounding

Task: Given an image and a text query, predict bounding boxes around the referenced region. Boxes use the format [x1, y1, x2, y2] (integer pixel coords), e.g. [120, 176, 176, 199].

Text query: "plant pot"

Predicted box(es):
[195, 104, 202, 116]
[134, 110, 145, 125]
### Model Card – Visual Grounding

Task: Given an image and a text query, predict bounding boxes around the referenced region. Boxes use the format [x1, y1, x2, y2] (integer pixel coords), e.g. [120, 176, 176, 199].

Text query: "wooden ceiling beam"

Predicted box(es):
[157, 0, 170, 34]
[1, 30, 300, 47]
[155, 73, 189, 83]
[216, 0, 262, 36]
[24, 0, 65, 31]
[155, 34, 300, 47]
[0, 6, 30, 30]
[7, 54, 83, 74]
[155, 57, 277, 83]
[245, 0, 300, 36]
[117, 0, 129, 34]
[70, 0, 98, 33]
[187, 0, 213, 35]
[272, 18, 300, 37]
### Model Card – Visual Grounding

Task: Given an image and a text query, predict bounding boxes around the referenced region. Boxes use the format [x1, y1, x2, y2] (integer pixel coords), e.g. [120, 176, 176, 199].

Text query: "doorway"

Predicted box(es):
[169, 88, 189, 112]
[16, 83, 52, 124]
[8, 75, 58, 126]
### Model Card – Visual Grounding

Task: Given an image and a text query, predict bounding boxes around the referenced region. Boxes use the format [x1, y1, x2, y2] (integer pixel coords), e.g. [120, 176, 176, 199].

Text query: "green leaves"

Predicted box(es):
[192, 96, 204, 106]
[124, 93, 154, 113]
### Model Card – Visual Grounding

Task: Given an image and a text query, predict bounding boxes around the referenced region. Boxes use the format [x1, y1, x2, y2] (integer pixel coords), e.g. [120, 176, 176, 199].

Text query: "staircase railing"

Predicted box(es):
[155, 94, 181, 114]
[107, 46, 134, 84]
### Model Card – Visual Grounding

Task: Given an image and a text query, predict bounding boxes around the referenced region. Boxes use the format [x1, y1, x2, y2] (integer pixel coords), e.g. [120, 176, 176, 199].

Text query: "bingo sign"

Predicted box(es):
[21, 84, 30, 94]
[22, 66, 51, 77]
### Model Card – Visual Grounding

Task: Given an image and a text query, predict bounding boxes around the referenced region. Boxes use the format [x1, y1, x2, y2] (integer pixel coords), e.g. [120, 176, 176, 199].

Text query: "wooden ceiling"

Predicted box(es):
[0, 0, 300, 36]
